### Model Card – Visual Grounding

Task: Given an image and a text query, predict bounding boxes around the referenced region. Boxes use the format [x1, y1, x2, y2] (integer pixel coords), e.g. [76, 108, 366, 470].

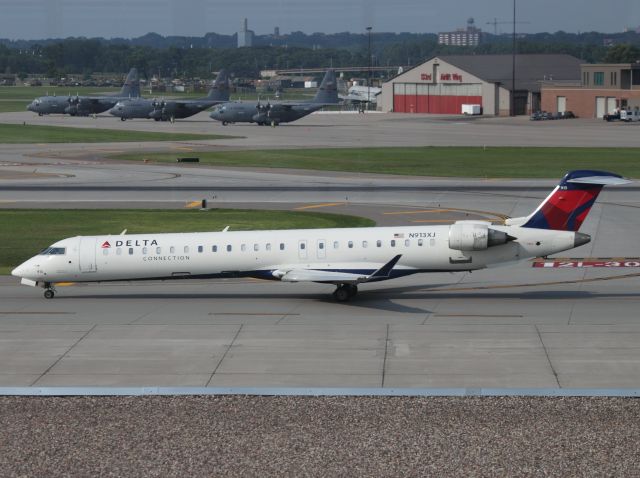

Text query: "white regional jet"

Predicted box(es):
[11, 170, 629, 301]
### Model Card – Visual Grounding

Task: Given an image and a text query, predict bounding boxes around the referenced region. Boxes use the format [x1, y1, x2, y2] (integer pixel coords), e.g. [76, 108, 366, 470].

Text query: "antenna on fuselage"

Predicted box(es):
[222, 226, 230, 232]
[120, 229, 127, 235]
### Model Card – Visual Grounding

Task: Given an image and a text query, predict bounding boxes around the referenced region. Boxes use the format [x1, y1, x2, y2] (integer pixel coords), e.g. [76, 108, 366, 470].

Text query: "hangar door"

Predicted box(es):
[393, 83, 482, 114]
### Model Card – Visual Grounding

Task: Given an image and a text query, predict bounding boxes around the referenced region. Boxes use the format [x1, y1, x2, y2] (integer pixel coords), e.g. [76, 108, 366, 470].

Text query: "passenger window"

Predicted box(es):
[362, 241, 368, 248]
[156, 247, 161, 254]
[254, 244, 259, 251]
[198, 246, 203, 253]
[103, 249, 109, 256]
[348, 241, 353, 249]
[116, 248, 122, 256]
[333, 241, 339, 249]
[212, 245, 218, 252]
[129, 248, 134, 255]
[430, 239, 436, 247]
[266, 243, 272, 251]
[376, 240, 381, 247]
[300, 243, 306, 250]
[142, 247, 148, 255]
[319, 243, 324, 250]
[391, 240, 396, 247]
[227, 245, 232, 252]
[280, 243, 285, 251]
[418, 239, 423, 247]
[184, 246, 189, 253]
[170, 246, 175, 254]
[241, 244, 247, 252]
[405, 239, 410, 247]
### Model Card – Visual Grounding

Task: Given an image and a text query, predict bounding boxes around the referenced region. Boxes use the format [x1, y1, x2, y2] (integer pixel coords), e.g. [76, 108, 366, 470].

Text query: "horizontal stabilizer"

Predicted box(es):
[567, 176, 631, 186]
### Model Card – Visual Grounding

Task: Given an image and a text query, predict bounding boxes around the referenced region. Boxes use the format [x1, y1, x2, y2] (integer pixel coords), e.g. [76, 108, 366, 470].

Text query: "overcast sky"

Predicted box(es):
[1, 0, 639, 40]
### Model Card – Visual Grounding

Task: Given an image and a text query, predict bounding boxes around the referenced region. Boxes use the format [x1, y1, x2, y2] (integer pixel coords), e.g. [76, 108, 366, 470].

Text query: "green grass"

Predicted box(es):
[0, 100, 32, 113]
[0, 209, 374, 274]
[113, 146, 640, 179]
[0, 123, 238, 143]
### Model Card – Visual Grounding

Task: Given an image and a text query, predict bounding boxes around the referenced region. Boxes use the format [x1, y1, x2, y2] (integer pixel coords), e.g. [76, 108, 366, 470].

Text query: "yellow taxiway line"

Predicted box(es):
[294, 202, 346, 210]
[184, 201, 202, 209]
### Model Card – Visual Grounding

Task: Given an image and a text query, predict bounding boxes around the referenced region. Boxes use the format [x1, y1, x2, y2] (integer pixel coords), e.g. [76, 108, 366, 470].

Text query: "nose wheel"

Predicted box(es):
[333, 284, 358, 302]
[43, 283, 56, 299]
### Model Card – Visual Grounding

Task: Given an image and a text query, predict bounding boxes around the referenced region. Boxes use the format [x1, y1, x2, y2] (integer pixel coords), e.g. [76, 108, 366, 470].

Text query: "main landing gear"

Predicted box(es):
[333, 284, 358, 302]
[43, 283, 56, 299]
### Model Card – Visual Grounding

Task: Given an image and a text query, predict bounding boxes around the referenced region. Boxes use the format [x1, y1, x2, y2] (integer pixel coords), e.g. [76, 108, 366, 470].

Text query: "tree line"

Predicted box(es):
[1, 35, 639, 80]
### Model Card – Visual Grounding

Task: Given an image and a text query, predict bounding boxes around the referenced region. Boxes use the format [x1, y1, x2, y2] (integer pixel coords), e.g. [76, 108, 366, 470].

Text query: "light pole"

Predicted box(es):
[511, 0, 516, 116]
[367, 26, 372, 112]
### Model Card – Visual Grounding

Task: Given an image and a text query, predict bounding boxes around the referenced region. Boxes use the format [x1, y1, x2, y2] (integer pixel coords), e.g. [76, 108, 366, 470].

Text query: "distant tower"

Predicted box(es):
[237, 18, 254, 48]
[274, 26, 280, 37]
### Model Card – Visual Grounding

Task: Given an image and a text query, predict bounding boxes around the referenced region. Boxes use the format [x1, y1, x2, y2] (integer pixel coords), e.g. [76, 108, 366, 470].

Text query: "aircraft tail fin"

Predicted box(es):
[119, 68, 140, 98]
[506, 170, 629, 231]
[206, 69, 230, 101]
[312, 69, 338, 104]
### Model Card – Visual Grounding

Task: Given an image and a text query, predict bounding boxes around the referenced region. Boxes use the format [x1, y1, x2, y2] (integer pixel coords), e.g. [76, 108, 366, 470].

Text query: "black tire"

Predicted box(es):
[44, 289, 54, 299]
[120, 117, 126, 121]
[347, 284, 358, 297]
[222, 121, 228, 126]
[333, 286, 350, 302]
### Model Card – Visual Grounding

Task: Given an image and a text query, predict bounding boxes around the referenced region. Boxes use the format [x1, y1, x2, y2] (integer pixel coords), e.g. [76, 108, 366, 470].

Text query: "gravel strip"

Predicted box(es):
[0, 396, 638, 477]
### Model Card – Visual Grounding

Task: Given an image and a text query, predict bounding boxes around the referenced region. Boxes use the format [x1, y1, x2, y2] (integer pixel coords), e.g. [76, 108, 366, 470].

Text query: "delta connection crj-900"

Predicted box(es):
[11, 170, 630, 301]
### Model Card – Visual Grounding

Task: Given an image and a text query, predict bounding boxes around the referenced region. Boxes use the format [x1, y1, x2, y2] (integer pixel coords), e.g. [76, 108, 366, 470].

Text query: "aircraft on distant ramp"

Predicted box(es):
[340, 84, 381, 106]
[27, 68, 140, 116]
[11, 170, 630, 301]
[109, 70, 230, 122]
[209, 69, 339, 126]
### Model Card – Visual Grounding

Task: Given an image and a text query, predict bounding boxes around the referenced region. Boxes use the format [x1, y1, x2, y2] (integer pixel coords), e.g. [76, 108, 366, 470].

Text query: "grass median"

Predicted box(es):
[113, 146, 640, 178]
[0, 123, 238, 143]
[0, 208, 374, 275]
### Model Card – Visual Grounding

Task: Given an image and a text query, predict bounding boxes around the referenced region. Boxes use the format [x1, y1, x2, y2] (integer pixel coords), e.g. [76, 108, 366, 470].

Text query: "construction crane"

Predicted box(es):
[486, 18, 530, 35]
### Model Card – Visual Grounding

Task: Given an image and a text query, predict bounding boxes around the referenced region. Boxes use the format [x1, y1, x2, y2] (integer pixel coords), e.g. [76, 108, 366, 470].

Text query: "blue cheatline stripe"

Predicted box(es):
[0, 387, 639, 397]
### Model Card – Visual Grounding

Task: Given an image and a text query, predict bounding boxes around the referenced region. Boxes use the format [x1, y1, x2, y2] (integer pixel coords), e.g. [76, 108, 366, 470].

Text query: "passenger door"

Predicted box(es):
[78, 237, 97, 272]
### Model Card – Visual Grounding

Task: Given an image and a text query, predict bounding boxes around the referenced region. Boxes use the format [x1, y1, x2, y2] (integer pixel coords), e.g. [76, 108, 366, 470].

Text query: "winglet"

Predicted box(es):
[369, 254, 402, 279]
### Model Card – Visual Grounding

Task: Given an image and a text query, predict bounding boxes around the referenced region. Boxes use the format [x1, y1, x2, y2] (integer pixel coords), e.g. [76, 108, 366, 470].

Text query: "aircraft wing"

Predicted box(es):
[275, 255, 402, 284]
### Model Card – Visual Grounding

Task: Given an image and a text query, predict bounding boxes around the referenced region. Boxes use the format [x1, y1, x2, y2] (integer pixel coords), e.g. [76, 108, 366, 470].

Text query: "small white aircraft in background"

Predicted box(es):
[12, 170, 630, 301]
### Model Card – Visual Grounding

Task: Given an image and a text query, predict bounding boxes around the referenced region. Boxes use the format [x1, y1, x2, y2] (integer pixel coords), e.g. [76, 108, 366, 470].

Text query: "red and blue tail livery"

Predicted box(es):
[521, 170, 627, 231]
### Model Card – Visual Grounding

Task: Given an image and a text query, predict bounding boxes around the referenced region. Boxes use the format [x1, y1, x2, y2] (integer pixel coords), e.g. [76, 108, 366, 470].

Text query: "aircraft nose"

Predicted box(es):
[11, 265, 24, 277]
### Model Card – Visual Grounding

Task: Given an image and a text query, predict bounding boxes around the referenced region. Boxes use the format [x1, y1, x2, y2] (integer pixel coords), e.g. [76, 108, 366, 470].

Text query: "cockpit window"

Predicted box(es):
[39, 247, 66, 255]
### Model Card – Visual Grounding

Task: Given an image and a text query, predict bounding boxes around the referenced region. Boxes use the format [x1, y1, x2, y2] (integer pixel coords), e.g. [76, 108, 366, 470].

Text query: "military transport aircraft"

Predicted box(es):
[209, 69, 339, 126]
[27, 68, 140, 116]
[109, 70, 230, 122]
[11, 171, 630, 301]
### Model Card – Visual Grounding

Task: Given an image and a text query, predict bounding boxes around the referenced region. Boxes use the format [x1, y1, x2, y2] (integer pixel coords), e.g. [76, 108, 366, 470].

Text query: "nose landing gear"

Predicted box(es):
[43, 283, 56, 299]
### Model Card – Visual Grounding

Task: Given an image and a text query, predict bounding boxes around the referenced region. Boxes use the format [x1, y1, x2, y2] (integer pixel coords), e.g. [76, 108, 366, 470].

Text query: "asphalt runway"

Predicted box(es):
[1, 111, 640, 390]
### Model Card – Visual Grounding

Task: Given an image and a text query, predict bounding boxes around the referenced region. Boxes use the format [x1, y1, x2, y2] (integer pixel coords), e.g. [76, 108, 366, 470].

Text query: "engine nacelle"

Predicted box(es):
[448, 223, 511, 251]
